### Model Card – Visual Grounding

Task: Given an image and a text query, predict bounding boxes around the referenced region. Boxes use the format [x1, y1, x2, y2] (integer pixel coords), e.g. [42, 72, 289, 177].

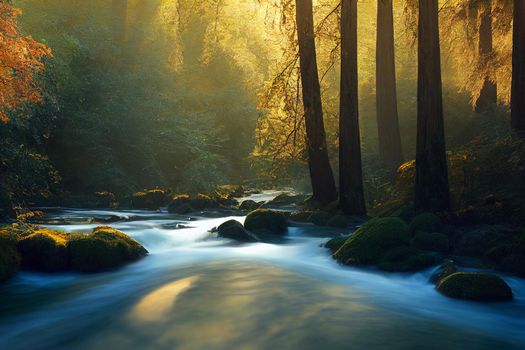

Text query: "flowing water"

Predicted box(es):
[1, 196, 524, 349]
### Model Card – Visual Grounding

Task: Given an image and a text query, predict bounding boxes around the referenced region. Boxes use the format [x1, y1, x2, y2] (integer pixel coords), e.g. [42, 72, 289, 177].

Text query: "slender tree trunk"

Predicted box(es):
[415, 0, 450, 212]
[112, 0, 127, 43]
[295, 0, 338, 204]
[339, 0, 366, 215]
[376, 0, 403, 168]
[474, 0, 497, 112]
[511, 0, 525, 131]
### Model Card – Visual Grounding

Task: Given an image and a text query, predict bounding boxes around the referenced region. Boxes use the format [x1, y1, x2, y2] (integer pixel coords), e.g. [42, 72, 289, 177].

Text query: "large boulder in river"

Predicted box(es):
[244, 209, 288, 235]
[18, 229, 70, 272]
[266, 193, 308, 206]
[0, 229, 20, 282]
[333, 217, 411, 266]
[437, 272, 513, 302]
[168, 194, 221, 214]
[217, 220, 257, 242]
[69, 226, 148, 273]
[413, 231, 450, 253]
[409, 212, 443, 234]
[377, 246, 436, 272]
[324, 236, 350, 253]
[131, 189, 167, 210]
[238, 200, 261, 212]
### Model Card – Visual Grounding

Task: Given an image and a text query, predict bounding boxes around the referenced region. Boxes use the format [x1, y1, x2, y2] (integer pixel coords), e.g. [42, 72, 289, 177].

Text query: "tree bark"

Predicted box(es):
[511, 0, 525, 131]
[339, 0, 366, 215]
[415, 0, 450, 212]
[474, 0, 497, 112]
[112, 0, 127, 43]
[295, 0, 338, 204]
[376, 0, 403, 168]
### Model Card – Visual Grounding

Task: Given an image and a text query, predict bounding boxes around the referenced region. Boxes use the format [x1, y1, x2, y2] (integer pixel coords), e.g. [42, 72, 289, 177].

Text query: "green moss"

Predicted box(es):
[409, 213, 443, 234]
[17, 229, 70, 272]
[167, 194, 220, 213]
[326, 215, 348, 228]
[244, 209, 288, 235]
[413, 231, 450, 253]
[131, 189, 167, 210]
[69, 226, 148, 273]
[437, 272, 513, 302]
[377, 246, 436, 272]
[333, 217, 411, 265]
[430, 260, 458, 284]
[324, 236, 350, 253]
[0, 229, 20, 282]
[309, 211, 332, 226]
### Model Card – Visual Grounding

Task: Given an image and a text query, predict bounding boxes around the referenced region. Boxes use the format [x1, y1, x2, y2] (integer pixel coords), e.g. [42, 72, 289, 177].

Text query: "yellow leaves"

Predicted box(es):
[0, 3, 51, 123]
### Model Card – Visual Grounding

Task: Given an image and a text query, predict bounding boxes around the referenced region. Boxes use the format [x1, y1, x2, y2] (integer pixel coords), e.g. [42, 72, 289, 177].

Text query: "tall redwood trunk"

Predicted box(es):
[295, 0, 338, 204]
[415, 0, 450, 212]
[339, 0, 366, 215]
[474, 0, 497, 112]
[511, 0, 525, 131]
[112, 0, 127, 43]
[376, 0, 403, 167]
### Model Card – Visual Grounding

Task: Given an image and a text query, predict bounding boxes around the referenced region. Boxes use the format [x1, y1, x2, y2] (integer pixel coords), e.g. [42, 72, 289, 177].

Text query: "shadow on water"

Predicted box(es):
[1, 204, 525, 350]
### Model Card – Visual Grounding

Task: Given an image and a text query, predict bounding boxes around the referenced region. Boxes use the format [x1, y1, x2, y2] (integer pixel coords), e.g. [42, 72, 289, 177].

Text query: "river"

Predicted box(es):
[1, 196, 524, 349]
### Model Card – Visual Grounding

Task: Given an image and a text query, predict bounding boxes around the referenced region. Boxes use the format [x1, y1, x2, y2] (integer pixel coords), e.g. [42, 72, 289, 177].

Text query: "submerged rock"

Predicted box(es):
[69, 226, 148, 273]
[0, 229, 20, 282]
[333, 217, 411, 266]
[217, 220, 257, 242]
[18, 229, 70, 272]
[437, 272, 513, 302]
[244, 209, 288, 235]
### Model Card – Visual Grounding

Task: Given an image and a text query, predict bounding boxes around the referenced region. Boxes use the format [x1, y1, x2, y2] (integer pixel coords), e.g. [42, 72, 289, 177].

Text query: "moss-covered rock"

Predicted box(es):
[17, 229, 70, 272]
[333, 217, 411, 265]
[69, 226, 148, 273]
[326, 215, 348, 228]
[324, 236, 350, 253]
[238, 200, 260, 211]
[217, 220, 257, 242]
[244, 209, 288, 235]
[413, 231, 450, 253]
[167, 194, 220, 214]
[378, 246, 436, 272]
[216, 185, 245, 199]
[94, 191, 117, 208]
[131, 189, 167, 210]
[430, 260, 458, 284]
[289, 211, 313, 223]
[309, 211, 332, 226]
[267, 193, 307, 206]
[409, 213, 443, 234]
[437, 272, 513, 302]
[0, 229, 20, 282]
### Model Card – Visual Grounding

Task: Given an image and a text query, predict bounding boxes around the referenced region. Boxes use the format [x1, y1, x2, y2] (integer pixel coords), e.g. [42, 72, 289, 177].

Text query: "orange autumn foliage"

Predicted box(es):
[0, 3, 51, 122]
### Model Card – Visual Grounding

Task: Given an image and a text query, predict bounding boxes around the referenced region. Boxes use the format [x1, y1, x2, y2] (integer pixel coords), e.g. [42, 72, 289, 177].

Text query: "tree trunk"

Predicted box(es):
[474, 0, 497, 112]
[415, 0, 450, 212]
[112, 0, 127, 43]
[295, 0, 338, 204]
[376, 0, 403, 168]
[511, 0, 525, 131]
[339, 0, 366, 215]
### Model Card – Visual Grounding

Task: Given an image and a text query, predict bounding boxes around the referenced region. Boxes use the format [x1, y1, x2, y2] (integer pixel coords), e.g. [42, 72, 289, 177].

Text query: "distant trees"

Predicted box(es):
[376, 0, 403, 167]
[511, 0, 525, 131]
[339, 0, 366, 215]
[295, 0, 338, 204]
[474, 0, 498, 112]
[415, 0, 451, 212]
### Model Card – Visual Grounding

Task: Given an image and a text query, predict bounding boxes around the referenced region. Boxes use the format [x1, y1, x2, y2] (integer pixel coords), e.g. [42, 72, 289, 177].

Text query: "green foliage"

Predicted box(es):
[244, 209, 288, 235]
[333, 217, 410, 265]
[437, 272, 513, 302]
